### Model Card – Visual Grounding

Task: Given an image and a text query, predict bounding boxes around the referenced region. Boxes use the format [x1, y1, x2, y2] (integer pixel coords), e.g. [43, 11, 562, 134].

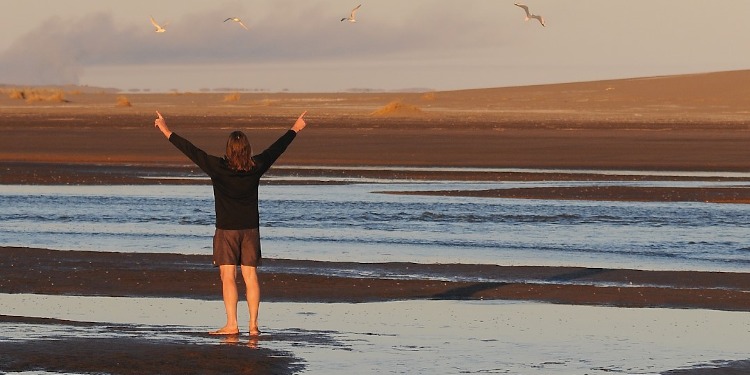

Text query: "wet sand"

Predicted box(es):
[384, 185, 750, 203]
[1, 247, 750, 372]
[2, 71, 750, 373]
[2, 247, 749, 311]
[1, 296, 749, 375]
[0, 314, 301, 375]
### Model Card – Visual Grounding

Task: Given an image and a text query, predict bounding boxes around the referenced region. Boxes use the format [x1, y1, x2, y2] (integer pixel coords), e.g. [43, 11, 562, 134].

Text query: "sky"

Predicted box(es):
[0, 0, 748, 92]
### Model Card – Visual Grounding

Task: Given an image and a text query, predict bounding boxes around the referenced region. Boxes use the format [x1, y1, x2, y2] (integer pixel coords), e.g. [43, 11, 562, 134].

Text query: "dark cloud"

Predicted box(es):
[0, 3, 504, 85]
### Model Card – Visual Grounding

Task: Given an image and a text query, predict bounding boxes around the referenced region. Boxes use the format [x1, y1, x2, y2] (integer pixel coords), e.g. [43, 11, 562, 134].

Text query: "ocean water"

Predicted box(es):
[1, 177, 749, 274]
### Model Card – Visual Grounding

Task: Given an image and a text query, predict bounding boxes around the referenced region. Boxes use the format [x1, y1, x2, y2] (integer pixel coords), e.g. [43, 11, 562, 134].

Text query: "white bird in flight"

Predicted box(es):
[150, 16, 167, 33]
[341, 4, 361, 22]
[514, 3, 545, 27]
[224, 17, 249, 30]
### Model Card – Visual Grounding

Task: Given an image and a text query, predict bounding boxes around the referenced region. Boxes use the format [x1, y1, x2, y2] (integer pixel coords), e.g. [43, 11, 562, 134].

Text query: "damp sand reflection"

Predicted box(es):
[1, 294, 748, 374]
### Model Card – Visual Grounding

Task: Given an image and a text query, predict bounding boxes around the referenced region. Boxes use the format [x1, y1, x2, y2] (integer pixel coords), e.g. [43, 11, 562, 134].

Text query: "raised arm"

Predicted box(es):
[290, 111, 307, 133]
[154, 111, 172, 139]
[153, 111, 216, 176]
[253, 111, 308, 174]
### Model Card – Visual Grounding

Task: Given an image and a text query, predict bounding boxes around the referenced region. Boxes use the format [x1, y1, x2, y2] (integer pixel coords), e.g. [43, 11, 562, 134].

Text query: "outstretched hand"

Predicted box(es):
[291, 111, 307, 133]
[154, 111, 172, 138]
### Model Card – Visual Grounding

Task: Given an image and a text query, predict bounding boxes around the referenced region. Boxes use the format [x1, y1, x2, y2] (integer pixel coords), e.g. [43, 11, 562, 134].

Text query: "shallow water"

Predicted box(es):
[1, 294, 748, 375]
[1, 179, 750, 273]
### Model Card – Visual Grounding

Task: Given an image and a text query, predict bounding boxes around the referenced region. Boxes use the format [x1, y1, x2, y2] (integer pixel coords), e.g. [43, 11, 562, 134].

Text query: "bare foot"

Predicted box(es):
[209, 326, 240, 335]
[249, 320, 261, 336]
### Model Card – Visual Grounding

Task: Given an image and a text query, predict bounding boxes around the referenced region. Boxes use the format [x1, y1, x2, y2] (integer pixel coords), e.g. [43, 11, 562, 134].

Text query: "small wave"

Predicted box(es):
[177, 218, 214, 226]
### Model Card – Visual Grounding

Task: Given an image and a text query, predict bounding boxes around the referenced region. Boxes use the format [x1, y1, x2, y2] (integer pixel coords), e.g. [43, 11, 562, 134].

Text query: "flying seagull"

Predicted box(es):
[514, 3, 545, 27]
[341, 4, 361, 22]
[150, 16, 167, 33]
[224, 17, 249, 30]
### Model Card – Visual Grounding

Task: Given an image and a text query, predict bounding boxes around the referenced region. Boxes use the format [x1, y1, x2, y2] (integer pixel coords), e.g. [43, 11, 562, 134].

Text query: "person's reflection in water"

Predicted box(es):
[220, 334, 259, 349]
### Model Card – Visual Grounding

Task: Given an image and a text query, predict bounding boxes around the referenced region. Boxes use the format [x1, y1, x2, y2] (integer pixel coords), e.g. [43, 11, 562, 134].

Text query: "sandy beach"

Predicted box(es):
[2, 71, 750, 374]
[2, 70, 750, 173]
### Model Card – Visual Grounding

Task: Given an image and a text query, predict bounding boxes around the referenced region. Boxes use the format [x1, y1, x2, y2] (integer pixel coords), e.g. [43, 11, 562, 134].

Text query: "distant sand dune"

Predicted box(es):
[428, 70, 750, 121]
[2, 70, 750, 122]
[371, 101, 423, 116]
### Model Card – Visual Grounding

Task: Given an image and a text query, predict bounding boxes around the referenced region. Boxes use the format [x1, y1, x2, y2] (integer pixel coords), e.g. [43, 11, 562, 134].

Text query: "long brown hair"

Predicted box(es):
[225, 131, 255, 171]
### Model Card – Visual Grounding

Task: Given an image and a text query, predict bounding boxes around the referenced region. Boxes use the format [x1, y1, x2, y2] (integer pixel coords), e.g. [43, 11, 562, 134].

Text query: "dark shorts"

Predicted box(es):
[212, 228, 261, 267]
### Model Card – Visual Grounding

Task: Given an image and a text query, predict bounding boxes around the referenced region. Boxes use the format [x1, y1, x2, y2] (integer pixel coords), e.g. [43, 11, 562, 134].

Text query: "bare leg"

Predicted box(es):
[209, 265, 240, 335]
[241, 265, 261, 335]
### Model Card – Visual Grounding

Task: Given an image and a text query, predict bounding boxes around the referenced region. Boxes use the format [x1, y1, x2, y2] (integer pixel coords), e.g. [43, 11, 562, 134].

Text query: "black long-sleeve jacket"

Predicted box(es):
[169, 130, 296, 229]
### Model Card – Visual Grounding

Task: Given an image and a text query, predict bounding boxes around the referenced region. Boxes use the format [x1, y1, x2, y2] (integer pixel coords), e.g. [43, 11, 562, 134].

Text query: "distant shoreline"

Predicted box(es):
[4, 68, 748, 94]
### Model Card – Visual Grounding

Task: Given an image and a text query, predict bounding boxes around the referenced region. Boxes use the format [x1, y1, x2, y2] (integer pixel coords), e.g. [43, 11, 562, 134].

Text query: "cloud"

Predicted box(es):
[0, 13, 138, 85]
[0, 2, 508, 86]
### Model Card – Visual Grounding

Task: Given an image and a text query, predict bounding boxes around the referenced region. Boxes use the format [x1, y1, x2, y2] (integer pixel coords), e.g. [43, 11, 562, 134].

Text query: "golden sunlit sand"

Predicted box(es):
[2, 69, 750, 173]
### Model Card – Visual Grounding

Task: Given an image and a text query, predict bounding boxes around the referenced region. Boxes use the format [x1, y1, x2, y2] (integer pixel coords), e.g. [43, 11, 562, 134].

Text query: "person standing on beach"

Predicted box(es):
[153, 110, 307, 336]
